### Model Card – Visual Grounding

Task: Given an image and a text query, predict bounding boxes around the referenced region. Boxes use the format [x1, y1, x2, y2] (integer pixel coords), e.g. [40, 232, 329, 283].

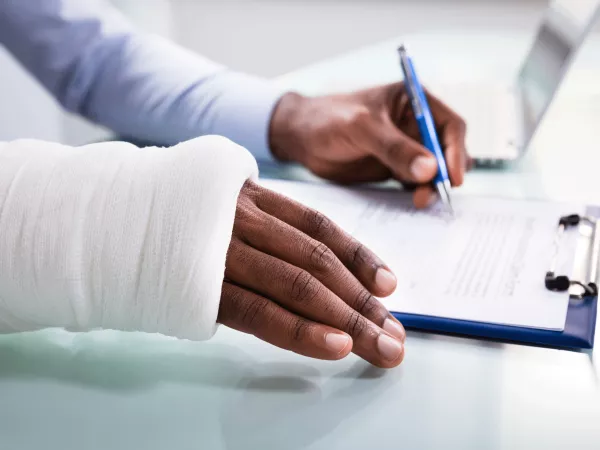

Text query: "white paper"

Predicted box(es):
[260, 179, 584, 331]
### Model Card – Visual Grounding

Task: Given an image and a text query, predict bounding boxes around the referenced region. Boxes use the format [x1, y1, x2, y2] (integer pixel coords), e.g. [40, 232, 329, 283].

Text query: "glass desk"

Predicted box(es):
[2, 30, 600, 450]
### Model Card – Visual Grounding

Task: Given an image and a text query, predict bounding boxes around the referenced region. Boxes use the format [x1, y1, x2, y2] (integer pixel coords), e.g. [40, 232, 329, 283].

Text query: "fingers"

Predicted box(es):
[413, 185, 437, 209]
[240, 208, 404, 340]
[226, 240, 405, 368]
[384, 83, 468, 188]
[255, 186, 397, 297]
[438, 111, 467, 187]
[423, 92, 469, 187]
[218, 282, 352, 360]
[373, 125, 438, 185]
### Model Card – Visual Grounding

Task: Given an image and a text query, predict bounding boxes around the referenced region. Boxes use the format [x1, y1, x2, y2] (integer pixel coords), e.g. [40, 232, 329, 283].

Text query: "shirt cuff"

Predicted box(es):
[209, 72, 288, 163]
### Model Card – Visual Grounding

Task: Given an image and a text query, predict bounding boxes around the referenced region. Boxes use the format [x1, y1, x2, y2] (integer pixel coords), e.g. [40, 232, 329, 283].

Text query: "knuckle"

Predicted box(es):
[233, 204, 266, 242]
[455, 117, 467, 134]
[226, 235, 243, 253]
[345, 311, 367, 339]
[219, 285, 240, 322]
[354, 290, 387, 325]
[345, 240, 368, 268]
[307, 242, 337, 273]
[339, 105, 371, 128]
[241, 179, 262, 198]
[225, 238, 243, 270]
[242, 179, 270, 209]
[240, 296, 270, 330]
[290, 317, 312, 343]
[349, 106, 371, 126]
[304, 209, 334, 240]
[234, 204, 248, 225]
[383, 140, 404, 161]
[288, 270, 321, 305]
[220, 285, 268, 331]
[354, 290, 378, 317]
[234, 199, 255, 223]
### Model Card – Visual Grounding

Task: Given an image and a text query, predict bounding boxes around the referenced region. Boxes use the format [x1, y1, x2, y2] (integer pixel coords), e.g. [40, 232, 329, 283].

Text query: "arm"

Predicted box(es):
[0, 0, 283, 160]
[0, 136, 406, 368]
[0, 136, 257, 339]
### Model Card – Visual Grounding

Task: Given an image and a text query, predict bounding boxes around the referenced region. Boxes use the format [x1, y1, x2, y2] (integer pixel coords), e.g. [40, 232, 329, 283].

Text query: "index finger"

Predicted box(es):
[426, 93, 468, 187]
[255, 186, 397, 298]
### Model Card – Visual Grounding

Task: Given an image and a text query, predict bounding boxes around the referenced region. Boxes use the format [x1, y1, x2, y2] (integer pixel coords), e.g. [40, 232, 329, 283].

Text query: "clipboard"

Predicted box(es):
[391, 206, 600, 350]
[256, 175, 598, 350]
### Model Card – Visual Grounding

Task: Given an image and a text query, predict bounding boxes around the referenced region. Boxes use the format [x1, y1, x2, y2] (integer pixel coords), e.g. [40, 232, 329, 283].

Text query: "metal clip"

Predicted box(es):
[545, 214, 599, 299]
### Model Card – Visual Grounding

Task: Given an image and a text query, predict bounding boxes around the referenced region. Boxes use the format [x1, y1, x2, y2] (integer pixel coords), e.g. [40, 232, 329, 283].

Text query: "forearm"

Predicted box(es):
[0, 137, 257, 338]
[73, 32, 285, 160]
[0, 0, 284, 160]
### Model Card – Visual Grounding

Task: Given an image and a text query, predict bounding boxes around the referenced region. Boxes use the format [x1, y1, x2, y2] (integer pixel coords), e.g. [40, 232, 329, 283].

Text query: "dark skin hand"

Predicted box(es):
[218, 181, 405, 368]
[269, 82, 471, 208]
[218, 82, 468, 368]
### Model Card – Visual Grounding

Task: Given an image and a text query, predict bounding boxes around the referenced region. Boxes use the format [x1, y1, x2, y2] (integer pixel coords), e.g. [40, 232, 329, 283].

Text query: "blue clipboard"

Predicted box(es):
[255, 170, 598, 350]
[392, 206, 600, 350]
[392, 296, 597, 349]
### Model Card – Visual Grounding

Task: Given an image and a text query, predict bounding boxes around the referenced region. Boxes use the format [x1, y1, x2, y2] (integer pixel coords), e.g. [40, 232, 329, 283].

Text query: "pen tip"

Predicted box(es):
[445, 194, 455, 215]
[434, 181, 455, 217]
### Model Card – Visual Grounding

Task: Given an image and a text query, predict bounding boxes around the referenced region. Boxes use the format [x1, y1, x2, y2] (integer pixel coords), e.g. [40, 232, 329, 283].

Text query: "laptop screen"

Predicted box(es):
[518, 0, 600, 145]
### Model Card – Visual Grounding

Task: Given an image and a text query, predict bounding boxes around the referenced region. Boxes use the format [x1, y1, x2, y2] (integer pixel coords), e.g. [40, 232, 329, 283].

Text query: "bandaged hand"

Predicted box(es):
[0, 136, 404, 368]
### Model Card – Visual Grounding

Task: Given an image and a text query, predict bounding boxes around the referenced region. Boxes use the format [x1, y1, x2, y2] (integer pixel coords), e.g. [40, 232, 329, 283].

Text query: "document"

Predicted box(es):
[260, 179, 585, 331]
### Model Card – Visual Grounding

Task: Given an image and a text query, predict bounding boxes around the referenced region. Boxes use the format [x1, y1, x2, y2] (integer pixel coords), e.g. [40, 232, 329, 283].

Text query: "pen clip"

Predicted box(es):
[398, 46, 423, 117]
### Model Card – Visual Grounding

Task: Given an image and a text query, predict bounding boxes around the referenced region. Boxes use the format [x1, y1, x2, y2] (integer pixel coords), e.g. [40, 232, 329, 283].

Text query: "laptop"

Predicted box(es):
[438, 0, 600, 166]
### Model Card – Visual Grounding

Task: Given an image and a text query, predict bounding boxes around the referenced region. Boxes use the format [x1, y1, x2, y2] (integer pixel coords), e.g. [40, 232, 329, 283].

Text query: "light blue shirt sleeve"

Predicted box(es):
[0, 0, 287, 161]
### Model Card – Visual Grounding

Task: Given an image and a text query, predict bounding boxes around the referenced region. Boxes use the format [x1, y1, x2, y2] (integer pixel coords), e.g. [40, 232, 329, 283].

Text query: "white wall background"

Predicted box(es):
[173, 0, 548, 77]
[0, 0, 549, 145]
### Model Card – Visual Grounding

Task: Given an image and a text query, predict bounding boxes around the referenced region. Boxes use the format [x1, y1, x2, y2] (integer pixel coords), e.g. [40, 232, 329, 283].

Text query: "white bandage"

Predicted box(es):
[0, 135, 257, 340]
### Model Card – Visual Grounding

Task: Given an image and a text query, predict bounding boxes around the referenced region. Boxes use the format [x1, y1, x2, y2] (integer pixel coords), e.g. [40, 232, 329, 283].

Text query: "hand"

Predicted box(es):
[218, 180, 406, 368]
[269, 83, 471, 208]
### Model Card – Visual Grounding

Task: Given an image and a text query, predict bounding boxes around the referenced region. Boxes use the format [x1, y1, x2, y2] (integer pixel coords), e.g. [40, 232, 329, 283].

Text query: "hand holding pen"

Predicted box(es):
[398, 44, 458, 213]
[269, 53, 470, 209]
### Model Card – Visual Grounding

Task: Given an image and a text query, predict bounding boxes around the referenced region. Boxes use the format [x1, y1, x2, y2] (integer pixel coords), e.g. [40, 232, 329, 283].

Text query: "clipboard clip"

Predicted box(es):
[545, 214, 599, 299]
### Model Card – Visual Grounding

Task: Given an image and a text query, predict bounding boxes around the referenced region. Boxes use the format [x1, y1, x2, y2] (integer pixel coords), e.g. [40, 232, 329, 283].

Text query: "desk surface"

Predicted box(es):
[3, 18, 600, 450]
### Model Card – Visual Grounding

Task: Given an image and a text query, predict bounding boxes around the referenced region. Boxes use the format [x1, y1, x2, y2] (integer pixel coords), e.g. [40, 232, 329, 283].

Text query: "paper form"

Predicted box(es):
[260, 179, 584, 331]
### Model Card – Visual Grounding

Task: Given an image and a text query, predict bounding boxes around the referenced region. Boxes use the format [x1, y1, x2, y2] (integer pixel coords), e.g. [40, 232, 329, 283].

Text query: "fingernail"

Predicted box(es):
[325, 333, 351, 354]
[377, 333, 404, 362]
[426, 192, 439, 207]
[410, 156, 437, 181]
[383, 318, 406, 341]
[375, 267, 397, 293]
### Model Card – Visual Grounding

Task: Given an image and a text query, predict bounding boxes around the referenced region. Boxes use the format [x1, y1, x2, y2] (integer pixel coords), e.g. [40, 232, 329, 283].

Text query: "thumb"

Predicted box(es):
[374, 125, 437, 184]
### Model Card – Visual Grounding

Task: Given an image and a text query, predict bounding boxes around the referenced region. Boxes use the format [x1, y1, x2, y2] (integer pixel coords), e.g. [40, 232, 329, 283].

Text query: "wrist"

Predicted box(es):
[268, 92, 307, 163]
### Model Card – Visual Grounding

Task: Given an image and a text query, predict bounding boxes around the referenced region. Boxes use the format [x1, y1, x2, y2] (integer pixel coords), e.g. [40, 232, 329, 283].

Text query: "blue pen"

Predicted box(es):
[398, 45, 454, 213]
